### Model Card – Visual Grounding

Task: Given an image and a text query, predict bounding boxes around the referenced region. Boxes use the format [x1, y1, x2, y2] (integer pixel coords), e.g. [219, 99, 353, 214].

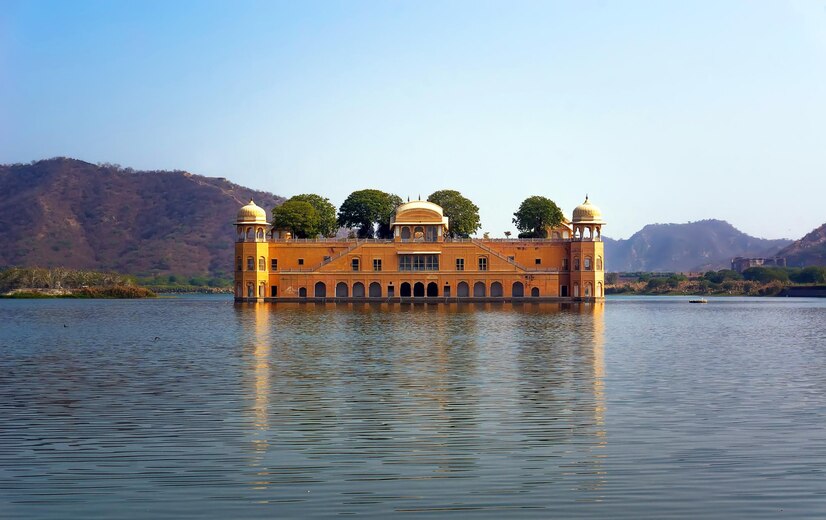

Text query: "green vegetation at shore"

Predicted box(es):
[607, 266, 826, 296]
[128, 274, 232, 294]
[1, 267, 156, 298]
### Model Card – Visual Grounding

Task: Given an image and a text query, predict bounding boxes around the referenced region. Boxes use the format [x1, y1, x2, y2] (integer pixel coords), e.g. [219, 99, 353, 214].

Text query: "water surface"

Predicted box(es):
[1, 296, 825, 518]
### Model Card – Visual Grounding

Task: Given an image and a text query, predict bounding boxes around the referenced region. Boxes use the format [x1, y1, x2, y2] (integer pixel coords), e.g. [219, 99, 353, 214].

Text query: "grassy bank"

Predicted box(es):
[1, 267, 156, 298]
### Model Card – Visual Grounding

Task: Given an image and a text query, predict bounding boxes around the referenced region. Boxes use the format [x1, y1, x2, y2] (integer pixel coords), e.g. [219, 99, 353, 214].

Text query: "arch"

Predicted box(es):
[490, 281, 503, 297]
[596, 256, 603, 271]
[247, 283, 254, 298]
[473, 281, 486, 297]
[259, 256, 266, 271]
[426, 282, 438, 297]
[457, 281, 469, 297]
[247, 256, 255, 271]
[352, 282, 365, 298]
[531, 287, 540, 297]
[512, 281, 524, 297]
[584, 227, 592, 239]
[314, 282, 326, 298]
[299, 287, 308, 298]
[336, 282, 349, 297]
[597, 282, 603, 297]
[235, 284, 242, 297]
[246, 227, 253, 240]
[574, 257, 580, 271]
[259, 283, 265, 297]
[413, 282, 425, 297]
[401, 226, 411, 240]
[368, 282, 382, 298]
[573, 283, 580, 297]
[400, 282, 412, 297]
[584, 257, 592, 270]
[585, 282, 593, 297]
[256, 228, 264, 240]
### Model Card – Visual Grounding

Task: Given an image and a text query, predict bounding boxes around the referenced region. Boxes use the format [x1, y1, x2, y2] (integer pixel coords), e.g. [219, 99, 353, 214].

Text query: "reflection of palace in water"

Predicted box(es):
[240, 301, 606, 493]
[233, 197, 606, 303]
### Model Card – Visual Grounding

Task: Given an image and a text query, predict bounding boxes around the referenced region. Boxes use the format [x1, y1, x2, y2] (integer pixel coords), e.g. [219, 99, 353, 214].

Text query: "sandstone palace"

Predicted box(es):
[234, 197, 605, 302]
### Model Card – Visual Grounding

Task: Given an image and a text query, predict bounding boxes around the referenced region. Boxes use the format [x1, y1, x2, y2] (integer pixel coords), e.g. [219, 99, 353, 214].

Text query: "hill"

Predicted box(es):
[604, 219, 791, 272]
[774, 223, 826, 267]
[0, 158, 284, 277]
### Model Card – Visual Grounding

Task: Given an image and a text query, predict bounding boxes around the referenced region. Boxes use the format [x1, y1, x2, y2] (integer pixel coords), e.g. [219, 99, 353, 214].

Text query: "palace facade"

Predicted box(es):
[234, 197, 605, 302]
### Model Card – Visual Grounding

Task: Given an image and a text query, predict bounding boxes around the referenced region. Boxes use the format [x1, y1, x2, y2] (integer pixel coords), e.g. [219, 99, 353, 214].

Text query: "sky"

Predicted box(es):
[2, 0, 825, 240]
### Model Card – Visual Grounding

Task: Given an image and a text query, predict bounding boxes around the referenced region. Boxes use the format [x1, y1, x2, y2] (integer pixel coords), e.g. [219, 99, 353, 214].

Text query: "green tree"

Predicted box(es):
[512, 196, 564, 238]
[427, 189, 481, 238]
[272, 200, 320, 238]
[742, 266, 789, 283]
[337, 190, 401, 239]
[288, 194, 338, 237]
[790, 266, 826, 284]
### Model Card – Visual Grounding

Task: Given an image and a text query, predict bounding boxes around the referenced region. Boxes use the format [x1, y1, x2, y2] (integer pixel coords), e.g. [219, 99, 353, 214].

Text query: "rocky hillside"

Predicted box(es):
[0, 158, 284, 277]
[604, 219, 791, 273]
[774, 223, 826, 267]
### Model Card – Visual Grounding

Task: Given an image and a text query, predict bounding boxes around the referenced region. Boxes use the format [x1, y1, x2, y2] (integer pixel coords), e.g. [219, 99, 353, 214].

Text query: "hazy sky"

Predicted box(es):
[2, 0, 825, 239]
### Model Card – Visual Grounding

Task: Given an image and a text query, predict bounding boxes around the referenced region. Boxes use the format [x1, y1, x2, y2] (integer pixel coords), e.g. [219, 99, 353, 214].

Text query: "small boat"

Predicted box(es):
[689, 298, 708, 304]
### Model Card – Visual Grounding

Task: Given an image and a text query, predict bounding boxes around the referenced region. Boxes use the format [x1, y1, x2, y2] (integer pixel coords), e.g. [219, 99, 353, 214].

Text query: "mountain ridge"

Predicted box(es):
[603, 219, 792, 272]
[0, 158, 284, 277]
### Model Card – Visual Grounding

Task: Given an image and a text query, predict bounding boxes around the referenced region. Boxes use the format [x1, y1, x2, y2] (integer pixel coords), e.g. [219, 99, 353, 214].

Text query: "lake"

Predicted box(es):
[1, 296, 825, 518]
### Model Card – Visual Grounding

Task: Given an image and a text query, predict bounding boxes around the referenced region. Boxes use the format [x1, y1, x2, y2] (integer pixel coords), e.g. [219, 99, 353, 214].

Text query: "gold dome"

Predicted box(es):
[236, 199, 268, 224]
[572, 196, 605, 223]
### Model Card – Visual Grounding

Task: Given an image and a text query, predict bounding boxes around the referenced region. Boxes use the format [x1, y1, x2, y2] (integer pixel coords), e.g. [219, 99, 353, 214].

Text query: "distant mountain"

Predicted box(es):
[0, 158, 284, 277]
[774, 223, 826, 267]
[604, 219, 792, 273]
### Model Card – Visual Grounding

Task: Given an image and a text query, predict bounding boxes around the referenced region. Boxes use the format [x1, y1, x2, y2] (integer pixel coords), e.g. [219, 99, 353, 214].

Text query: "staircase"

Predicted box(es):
[311, 241, 363, 271]
[471, 240, 530, 271]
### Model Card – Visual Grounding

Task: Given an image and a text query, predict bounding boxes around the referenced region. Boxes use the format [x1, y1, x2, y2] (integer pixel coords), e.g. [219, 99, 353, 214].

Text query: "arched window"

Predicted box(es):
[596, 256, 603, 270]
[247, 256, 255, 271]
[314, 282, 326, 298]
[246, 227, 253, 240]
[352, 282, 365, 297]
[584, 257, 592, 270]
[531, 287, 539, 297]
[473, 281, 486, 297]
[413, 226, 424, 240]
[236, 257, 242, 271]
[490, 282, 503, 297]
[336, 282, 349, 297]
[597, 282, 603, 297]
[400, 282, 412, 297]
[413, 282, 425, 297]
[299, 287, 308, 298]
[259, 283, 265, 297]
[426, 282, 438, 297]
[256, 228, 264, 240]
[574, 257, 580, 271]
[457, 281, 469, 297]
[512, 281, 524, 297]
[368, 282, 381, 298]
[259, 256, 266, 271]
[401, 227, 411, 240]
[247, 283, 254, 298]
[235, 284, 242, 297]
[585, 282, 592, 297]
[573, 283, 580, 297]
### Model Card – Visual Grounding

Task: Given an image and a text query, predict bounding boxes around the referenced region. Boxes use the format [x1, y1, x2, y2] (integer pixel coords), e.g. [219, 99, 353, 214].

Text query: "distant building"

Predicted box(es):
[731, 256, 786, 272]
[234, 197, 606, 302]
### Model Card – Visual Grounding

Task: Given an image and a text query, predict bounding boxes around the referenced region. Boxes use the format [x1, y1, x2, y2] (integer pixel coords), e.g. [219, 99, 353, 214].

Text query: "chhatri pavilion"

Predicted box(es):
[234, 197, 605, 302]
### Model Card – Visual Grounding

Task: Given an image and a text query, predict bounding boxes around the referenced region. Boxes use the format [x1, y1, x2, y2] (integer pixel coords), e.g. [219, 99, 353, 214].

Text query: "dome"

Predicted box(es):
[236, 199, 268, 224]
[572, 196, 605, 223]
[390, 200, 449, 231]
[394, 200, 444, 218]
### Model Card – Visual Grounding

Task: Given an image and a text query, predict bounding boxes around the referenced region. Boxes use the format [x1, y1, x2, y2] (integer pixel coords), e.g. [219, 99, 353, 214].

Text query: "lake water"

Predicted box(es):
[1, 296, 825, 518]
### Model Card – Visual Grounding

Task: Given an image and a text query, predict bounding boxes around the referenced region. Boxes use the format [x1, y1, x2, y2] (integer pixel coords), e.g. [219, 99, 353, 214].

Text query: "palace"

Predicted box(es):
[234, 197, 605, 302]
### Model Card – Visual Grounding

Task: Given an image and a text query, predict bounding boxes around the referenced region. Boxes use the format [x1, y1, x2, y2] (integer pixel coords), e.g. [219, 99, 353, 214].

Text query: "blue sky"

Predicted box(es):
[2, 0, 825, 239]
